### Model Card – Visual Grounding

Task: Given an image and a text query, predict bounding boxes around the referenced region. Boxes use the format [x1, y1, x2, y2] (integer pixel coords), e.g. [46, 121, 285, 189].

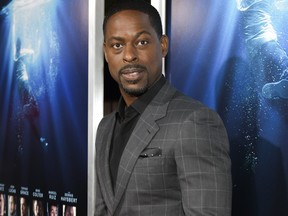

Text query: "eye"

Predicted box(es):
[137, 40, 149, 46]
[112, 43, 123, 49]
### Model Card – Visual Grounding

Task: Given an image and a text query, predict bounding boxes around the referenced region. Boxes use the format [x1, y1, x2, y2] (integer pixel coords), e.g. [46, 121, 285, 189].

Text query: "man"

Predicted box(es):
[63, 206, 75, 216]
[32, 200, 44, 216]
[95, 1, 232, 215]
[48, 204, 58, 216]
[8, 195, 16, 216]
[20, 197, 29, 216]
[0, 194, 5, 216]
[13, 38, 48, 151]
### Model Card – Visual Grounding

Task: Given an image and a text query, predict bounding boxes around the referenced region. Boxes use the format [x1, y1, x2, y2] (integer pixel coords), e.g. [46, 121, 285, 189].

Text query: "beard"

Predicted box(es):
[118, 64, 149, 97]
[120, 83, 148, 97]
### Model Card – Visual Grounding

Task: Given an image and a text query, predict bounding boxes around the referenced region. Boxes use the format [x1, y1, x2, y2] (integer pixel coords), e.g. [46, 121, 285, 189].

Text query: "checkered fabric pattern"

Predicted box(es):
[95, 81, 232, 216]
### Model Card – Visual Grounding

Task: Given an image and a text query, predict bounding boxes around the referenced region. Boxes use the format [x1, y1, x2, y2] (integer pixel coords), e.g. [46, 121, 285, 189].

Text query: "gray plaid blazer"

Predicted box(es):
[95, 81, 232, 216]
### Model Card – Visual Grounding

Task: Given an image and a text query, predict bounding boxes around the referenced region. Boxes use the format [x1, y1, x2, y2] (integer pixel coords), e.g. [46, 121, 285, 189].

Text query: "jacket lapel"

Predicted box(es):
[112, 82, 177, 212]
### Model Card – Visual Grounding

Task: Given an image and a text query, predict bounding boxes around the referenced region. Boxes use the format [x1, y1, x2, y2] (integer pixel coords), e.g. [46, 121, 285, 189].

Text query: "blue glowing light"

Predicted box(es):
[0, 0, 60, 151]
[0, 0, 88, 192]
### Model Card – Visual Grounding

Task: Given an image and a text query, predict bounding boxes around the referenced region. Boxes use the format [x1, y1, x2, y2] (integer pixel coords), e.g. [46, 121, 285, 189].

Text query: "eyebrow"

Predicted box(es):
[106, 30, 152, 43]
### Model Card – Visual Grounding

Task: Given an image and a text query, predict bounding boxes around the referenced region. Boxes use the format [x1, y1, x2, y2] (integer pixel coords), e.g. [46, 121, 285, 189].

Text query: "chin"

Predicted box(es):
[123, 85, 148, 97]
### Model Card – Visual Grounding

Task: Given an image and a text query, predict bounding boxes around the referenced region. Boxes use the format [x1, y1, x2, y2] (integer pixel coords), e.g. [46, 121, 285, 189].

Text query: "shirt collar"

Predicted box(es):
[116, 75, 166, 119]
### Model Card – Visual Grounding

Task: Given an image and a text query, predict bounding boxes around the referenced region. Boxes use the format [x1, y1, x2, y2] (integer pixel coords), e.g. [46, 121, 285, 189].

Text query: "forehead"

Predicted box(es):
[105, 10, 153, 37]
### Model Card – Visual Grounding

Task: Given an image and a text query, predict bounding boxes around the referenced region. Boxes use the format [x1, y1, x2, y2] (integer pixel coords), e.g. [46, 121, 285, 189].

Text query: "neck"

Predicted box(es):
[120, 90, 138, 107]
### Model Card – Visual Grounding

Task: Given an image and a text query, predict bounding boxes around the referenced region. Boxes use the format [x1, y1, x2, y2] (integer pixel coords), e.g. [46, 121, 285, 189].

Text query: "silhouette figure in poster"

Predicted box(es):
[237, 0, 288, 99]
[14, 38, 48, 152]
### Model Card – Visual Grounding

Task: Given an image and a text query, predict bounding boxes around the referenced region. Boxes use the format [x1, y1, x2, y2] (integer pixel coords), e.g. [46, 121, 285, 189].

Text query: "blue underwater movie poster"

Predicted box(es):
[166, 0, 288, 215]
[0, 0, 88, 215]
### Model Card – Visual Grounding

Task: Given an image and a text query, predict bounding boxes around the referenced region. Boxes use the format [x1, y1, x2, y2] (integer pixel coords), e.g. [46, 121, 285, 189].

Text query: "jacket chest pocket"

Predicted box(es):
[134, 147, 175, 172]
[134, 156, 164, 172]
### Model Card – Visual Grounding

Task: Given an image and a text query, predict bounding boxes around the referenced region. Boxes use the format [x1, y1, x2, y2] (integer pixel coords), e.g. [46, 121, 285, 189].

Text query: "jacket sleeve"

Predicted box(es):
[94, 119, 109, 216]
[175, 107, 232, 215]
[95, 172, 107, 216]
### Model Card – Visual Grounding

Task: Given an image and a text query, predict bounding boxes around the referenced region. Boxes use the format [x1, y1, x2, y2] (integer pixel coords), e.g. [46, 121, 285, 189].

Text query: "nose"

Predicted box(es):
[123, 44, 137, 63]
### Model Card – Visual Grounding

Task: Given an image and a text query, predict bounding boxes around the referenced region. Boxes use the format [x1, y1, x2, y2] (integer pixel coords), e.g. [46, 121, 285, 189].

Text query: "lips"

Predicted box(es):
[122, 71, 141, 79]
[120, 66, 146, 82]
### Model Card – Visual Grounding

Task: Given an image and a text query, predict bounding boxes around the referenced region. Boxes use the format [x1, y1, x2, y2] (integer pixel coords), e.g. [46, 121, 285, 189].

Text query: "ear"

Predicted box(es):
[160, 35, 169, 57]
[103, 42, 108, 62]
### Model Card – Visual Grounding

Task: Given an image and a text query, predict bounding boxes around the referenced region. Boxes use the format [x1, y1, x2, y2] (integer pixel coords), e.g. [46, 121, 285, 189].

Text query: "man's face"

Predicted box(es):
[20, 198, 28, 216]
[9, 196, 16, 214]
[65, 206, 75, 216]
[33, 201, 40, 216]
[104, 10, 168, 101]
[49, 205, 58, 216]
[0, 194, 4, 215]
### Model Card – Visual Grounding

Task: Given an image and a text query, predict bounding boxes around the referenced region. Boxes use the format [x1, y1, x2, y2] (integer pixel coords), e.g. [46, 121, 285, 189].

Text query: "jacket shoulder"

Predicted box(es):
[169, 90, 208, 112]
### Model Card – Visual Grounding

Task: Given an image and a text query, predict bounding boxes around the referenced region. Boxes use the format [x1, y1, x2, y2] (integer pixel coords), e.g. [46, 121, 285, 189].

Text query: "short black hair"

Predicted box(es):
[103, 0, 163, 39]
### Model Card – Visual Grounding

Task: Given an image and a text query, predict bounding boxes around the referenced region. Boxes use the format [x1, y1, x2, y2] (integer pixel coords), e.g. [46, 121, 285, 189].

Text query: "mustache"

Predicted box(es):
[119, 64, 147, 74]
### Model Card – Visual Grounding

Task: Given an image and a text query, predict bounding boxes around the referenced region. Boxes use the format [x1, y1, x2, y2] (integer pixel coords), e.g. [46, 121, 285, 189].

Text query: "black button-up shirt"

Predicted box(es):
[109, 76, 166, 190]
